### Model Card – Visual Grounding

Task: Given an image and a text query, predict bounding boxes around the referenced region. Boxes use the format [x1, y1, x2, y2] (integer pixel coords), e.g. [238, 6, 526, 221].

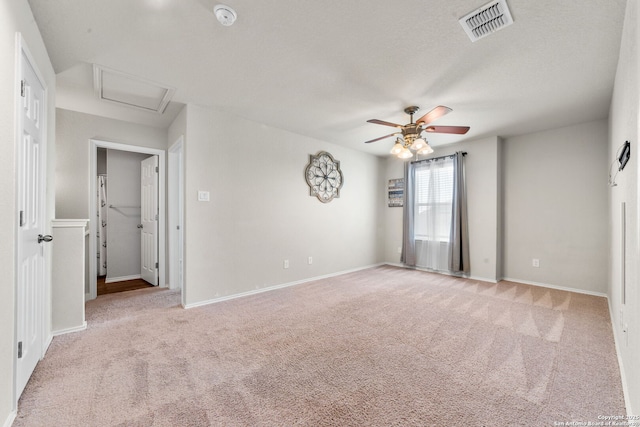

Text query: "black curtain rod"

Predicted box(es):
[411, 151, 467, 164]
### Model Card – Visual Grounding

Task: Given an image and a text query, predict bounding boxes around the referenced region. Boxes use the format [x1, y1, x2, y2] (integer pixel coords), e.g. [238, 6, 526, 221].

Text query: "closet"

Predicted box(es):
[96, 148, 155, 294]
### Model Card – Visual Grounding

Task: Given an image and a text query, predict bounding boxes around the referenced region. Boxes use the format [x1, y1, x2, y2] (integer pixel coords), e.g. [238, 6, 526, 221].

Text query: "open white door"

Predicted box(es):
[16, 45, 48, 398]
[141, 156, 158, 286]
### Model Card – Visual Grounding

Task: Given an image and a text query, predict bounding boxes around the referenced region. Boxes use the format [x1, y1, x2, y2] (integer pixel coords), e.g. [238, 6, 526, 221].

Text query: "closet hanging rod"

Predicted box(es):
[109, 204, 141, 209]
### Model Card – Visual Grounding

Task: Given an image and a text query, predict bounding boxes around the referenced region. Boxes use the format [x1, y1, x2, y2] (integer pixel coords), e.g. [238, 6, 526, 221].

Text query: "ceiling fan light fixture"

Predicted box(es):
[410, 137, 426, 151]
[390, 139, 404, 155]
[418, 143, 434, 155]
[364, 105, 469, 159]
[398, 147, 413, 159]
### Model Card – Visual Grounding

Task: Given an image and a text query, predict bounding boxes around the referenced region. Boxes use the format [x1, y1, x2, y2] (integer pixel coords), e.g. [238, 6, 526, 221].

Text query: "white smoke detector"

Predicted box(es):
[214, 4, 237, 26]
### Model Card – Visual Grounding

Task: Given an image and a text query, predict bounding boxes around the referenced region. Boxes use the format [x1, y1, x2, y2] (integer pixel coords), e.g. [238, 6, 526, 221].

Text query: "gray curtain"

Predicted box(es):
[448, 152, 470, 273]
[400, 161, 416, 266]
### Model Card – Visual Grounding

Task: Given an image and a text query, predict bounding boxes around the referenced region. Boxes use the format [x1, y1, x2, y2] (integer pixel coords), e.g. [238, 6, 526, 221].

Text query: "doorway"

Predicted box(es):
[96, 149, 156, 295]
[89, 140, 166, 300]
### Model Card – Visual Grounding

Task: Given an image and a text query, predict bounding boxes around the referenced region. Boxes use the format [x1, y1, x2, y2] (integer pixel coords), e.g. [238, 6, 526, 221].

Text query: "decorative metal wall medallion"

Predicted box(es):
[304, 151, 343, 203]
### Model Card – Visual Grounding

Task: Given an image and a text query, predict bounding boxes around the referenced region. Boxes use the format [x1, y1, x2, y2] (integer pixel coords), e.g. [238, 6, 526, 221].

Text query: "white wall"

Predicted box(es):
[56, 108, 167, 219]
[609, 0, 639, 414]
[383, 136, 503, 283]
[105, 150, 151, 281]
[0, 0, 56, 423]
[383, 121, 609, 296]
[503, 120, 609, 294]
[182, 104, 385, 306]
[55, 108, 167, 289]
[382, 157, 404, 263]
[168, 105, 186, 150]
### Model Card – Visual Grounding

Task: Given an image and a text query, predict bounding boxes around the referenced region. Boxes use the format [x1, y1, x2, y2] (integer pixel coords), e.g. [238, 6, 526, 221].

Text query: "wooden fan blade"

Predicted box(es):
[416, 106, 452, 125]
[364, 133, 398, 144]
[367, 119, 403, 128]
[423, 125, 470, 135]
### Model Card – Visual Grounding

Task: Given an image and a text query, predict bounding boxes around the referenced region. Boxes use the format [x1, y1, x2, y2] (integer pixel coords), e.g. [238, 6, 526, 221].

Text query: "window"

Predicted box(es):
[401, 152, 469, 274]
[413, 159, 454, 242]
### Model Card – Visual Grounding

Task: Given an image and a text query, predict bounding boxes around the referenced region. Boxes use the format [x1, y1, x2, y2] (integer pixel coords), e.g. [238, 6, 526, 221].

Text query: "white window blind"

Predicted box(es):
[414, 159, 454, 242]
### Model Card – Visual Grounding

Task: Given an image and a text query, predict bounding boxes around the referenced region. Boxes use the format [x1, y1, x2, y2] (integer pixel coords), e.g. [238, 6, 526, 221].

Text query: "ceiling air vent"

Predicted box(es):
[459, 0, 514, 42]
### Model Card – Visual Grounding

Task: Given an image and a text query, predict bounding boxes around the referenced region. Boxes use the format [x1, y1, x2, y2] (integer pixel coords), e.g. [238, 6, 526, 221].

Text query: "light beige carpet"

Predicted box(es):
[15, 266, 625, 426]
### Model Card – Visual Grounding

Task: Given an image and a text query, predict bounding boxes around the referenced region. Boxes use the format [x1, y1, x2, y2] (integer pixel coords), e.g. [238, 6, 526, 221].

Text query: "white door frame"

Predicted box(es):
[88, 139, 166, 300]
[13, 33, 50, 408]
[168, 136, 184, 304]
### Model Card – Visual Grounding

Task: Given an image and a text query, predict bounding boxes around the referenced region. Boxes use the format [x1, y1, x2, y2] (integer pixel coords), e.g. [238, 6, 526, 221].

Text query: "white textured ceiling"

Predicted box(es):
[27, 0, 627, 156]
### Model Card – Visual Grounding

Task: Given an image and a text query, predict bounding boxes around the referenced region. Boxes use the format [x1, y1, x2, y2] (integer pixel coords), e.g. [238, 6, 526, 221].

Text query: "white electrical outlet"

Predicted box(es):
[308, 256, 313, 265]
[532, 258, 540, 268]
[197, 190, 210, 202]
[283, 259, 289, 269]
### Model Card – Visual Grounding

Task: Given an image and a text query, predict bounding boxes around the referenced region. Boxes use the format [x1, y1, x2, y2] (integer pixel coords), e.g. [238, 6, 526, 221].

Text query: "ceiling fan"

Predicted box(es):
[365, 106, 470, 158]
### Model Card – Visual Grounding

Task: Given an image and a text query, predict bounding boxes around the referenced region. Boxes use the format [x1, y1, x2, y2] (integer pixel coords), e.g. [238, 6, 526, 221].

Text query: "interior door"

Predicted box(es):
[141, 155, 158, 285]
[16, 49, 48, 398]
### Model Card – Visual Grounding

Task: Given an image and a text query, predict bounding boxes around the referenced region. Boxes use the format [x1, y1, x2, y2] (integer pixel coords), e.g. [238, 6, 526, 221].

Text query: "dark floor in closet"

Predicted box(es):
[97, 276, 154, 295]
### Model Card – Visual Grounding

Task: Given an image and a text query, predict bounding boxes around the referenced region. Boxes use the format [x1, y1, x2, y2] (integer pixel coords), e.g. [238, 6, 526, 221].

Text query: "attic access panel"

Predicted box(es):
[93, 65, 175, 114]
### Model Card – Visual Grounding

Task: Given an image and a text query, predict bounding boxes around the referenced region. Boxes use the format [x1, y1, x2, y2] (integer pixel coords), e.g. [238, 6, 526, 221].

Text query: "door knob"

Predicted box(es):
[137, 224, 143, 229]
[38, 234, 53, 243]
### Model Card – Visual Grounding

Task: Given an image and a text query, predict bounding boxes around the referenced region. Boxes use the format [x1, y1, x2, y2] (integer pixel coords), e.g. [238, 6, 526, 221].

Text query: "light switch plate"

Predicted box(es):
[198, 191, 210, 202]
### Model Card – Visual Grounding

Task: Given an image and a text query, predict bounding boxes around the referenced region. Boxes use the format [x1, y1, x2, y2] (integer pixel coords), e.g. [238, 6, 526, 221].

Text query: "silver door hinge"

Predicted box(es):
[19, 210, 25, 227]
[155, 214, 158, 220]
[20, 80, 25, 97]
[155, 262, 159, 269]
[18, 341, 23, 359]
[155, 166, 159, 173]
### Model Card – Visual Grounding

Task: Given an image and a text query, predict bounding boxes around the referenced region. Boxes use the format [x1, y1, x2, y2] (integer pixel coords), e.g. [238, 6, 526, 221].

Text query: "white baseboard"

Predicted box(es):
[184, 263, 384, 309]
[467, 275, 499, 284]
[3, 411, 16, 427]
[388, 264, 609, 296]
[608, 298, 632, 416]
[501, 277, 607, 298]
[43, 332, 53, 356]
[52, 322, 87, 337]
[384, 262, 404, 268]
[384, 263, 498, 284]
[105, 274, 141, 284]
[181, 263, 607, 307]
